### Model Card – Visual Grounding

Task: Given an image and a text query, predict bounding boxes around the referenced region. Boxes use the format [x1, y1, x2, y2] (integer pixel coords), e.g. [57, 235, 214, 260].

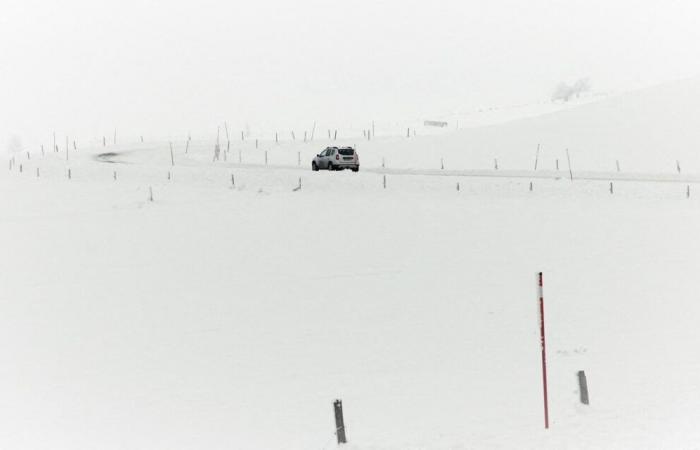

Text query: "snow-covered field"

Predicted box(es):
[2, 80, 700, 449]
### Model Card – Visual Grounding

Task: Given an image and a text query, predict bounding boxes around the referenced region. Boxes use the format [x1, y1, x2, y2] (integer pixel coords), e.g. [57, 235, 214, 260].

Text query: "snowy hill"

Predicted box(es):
[2, 79, 700, 449]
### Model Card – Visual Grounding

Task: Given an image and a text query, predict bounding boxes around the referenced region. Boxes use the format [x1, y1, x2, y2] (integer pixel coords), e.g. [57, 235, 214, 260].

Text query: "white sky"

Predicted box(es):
[2, 0, 700, 147]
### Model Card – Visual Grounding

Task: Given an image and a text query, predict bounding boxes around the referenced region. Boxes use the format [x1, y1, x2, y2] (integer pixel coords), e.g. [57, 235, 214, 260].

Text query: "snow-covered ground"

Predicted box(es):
[2, 80, 700, 449]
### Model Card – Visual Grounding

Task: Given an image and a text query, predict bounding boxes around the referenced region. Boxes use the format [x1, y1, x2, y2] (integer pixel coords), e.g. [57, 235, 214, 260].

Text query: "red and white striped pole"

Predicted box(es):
[538, 272, 550, 429]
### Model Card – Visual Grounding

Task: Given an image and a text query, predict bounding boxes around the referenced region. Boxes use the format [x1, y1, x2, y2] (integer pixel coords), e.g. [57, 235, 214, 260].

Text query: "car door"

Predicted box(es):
[326, 148, 335, 168]
[317, 148, 329, 167]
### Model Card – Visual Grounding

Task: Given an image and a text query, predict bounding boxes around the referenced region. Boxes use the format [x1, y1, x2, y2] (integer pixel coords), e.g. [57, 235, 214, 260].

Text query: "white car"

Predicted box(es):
[312, 147, 359, 172]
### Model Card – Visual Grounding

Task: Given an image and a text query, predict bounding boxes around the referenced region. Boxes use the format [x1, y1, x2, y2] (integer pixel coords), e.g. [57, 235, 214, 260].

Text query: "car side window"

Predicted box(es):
[329, 149, 335, 156]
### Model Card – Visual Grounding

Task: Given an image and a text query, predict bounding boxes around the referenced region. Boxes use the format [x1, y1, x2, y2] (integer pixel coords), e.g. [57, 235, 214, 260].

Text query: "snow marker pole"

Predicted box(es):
[538, 272, 549, 429]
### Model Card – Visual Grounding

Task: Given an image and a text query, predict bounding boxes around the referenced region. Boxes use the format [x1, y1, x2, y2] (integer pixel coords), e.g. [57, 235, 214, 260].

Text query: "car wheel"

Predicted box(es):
[352, 167, 359, 172]
[312, 162, 318, 171]
[328, 163, 334, 171]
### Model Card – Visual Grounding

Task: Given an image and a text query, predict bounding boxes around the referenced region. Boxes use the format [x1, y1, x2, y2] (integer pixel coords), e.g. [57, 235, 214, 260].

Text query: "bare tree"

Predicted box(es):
[552, 78, 591, 102]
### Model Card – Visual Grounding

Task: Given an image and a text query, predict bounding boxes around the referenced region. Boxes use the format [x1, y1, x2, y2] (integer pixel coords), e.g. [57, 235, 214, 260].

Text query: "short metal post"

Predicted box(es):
[333, 399, 347, 444]
[578, 370, 589, 405]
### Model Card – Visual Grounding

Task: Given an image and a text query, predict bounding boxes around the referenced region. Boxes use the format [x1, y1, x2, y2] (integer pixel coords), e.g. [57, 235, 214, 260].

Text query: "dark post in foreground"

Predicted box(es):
[333, 399, 347, 444]
[578, 370, 589, 405]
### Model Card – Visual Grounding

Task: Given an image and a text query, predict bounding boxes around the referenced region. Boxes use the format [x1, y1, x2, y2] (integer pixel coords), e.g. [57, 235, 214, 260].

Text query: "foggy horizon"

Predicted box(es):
[3, 0, 700, 148]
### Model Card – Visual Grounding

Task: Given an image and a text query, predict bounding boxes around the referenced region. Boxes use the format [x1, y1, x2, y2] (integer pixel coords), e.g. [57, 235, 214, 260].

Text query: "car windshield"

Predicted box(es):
[338, 148, 354, 156]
